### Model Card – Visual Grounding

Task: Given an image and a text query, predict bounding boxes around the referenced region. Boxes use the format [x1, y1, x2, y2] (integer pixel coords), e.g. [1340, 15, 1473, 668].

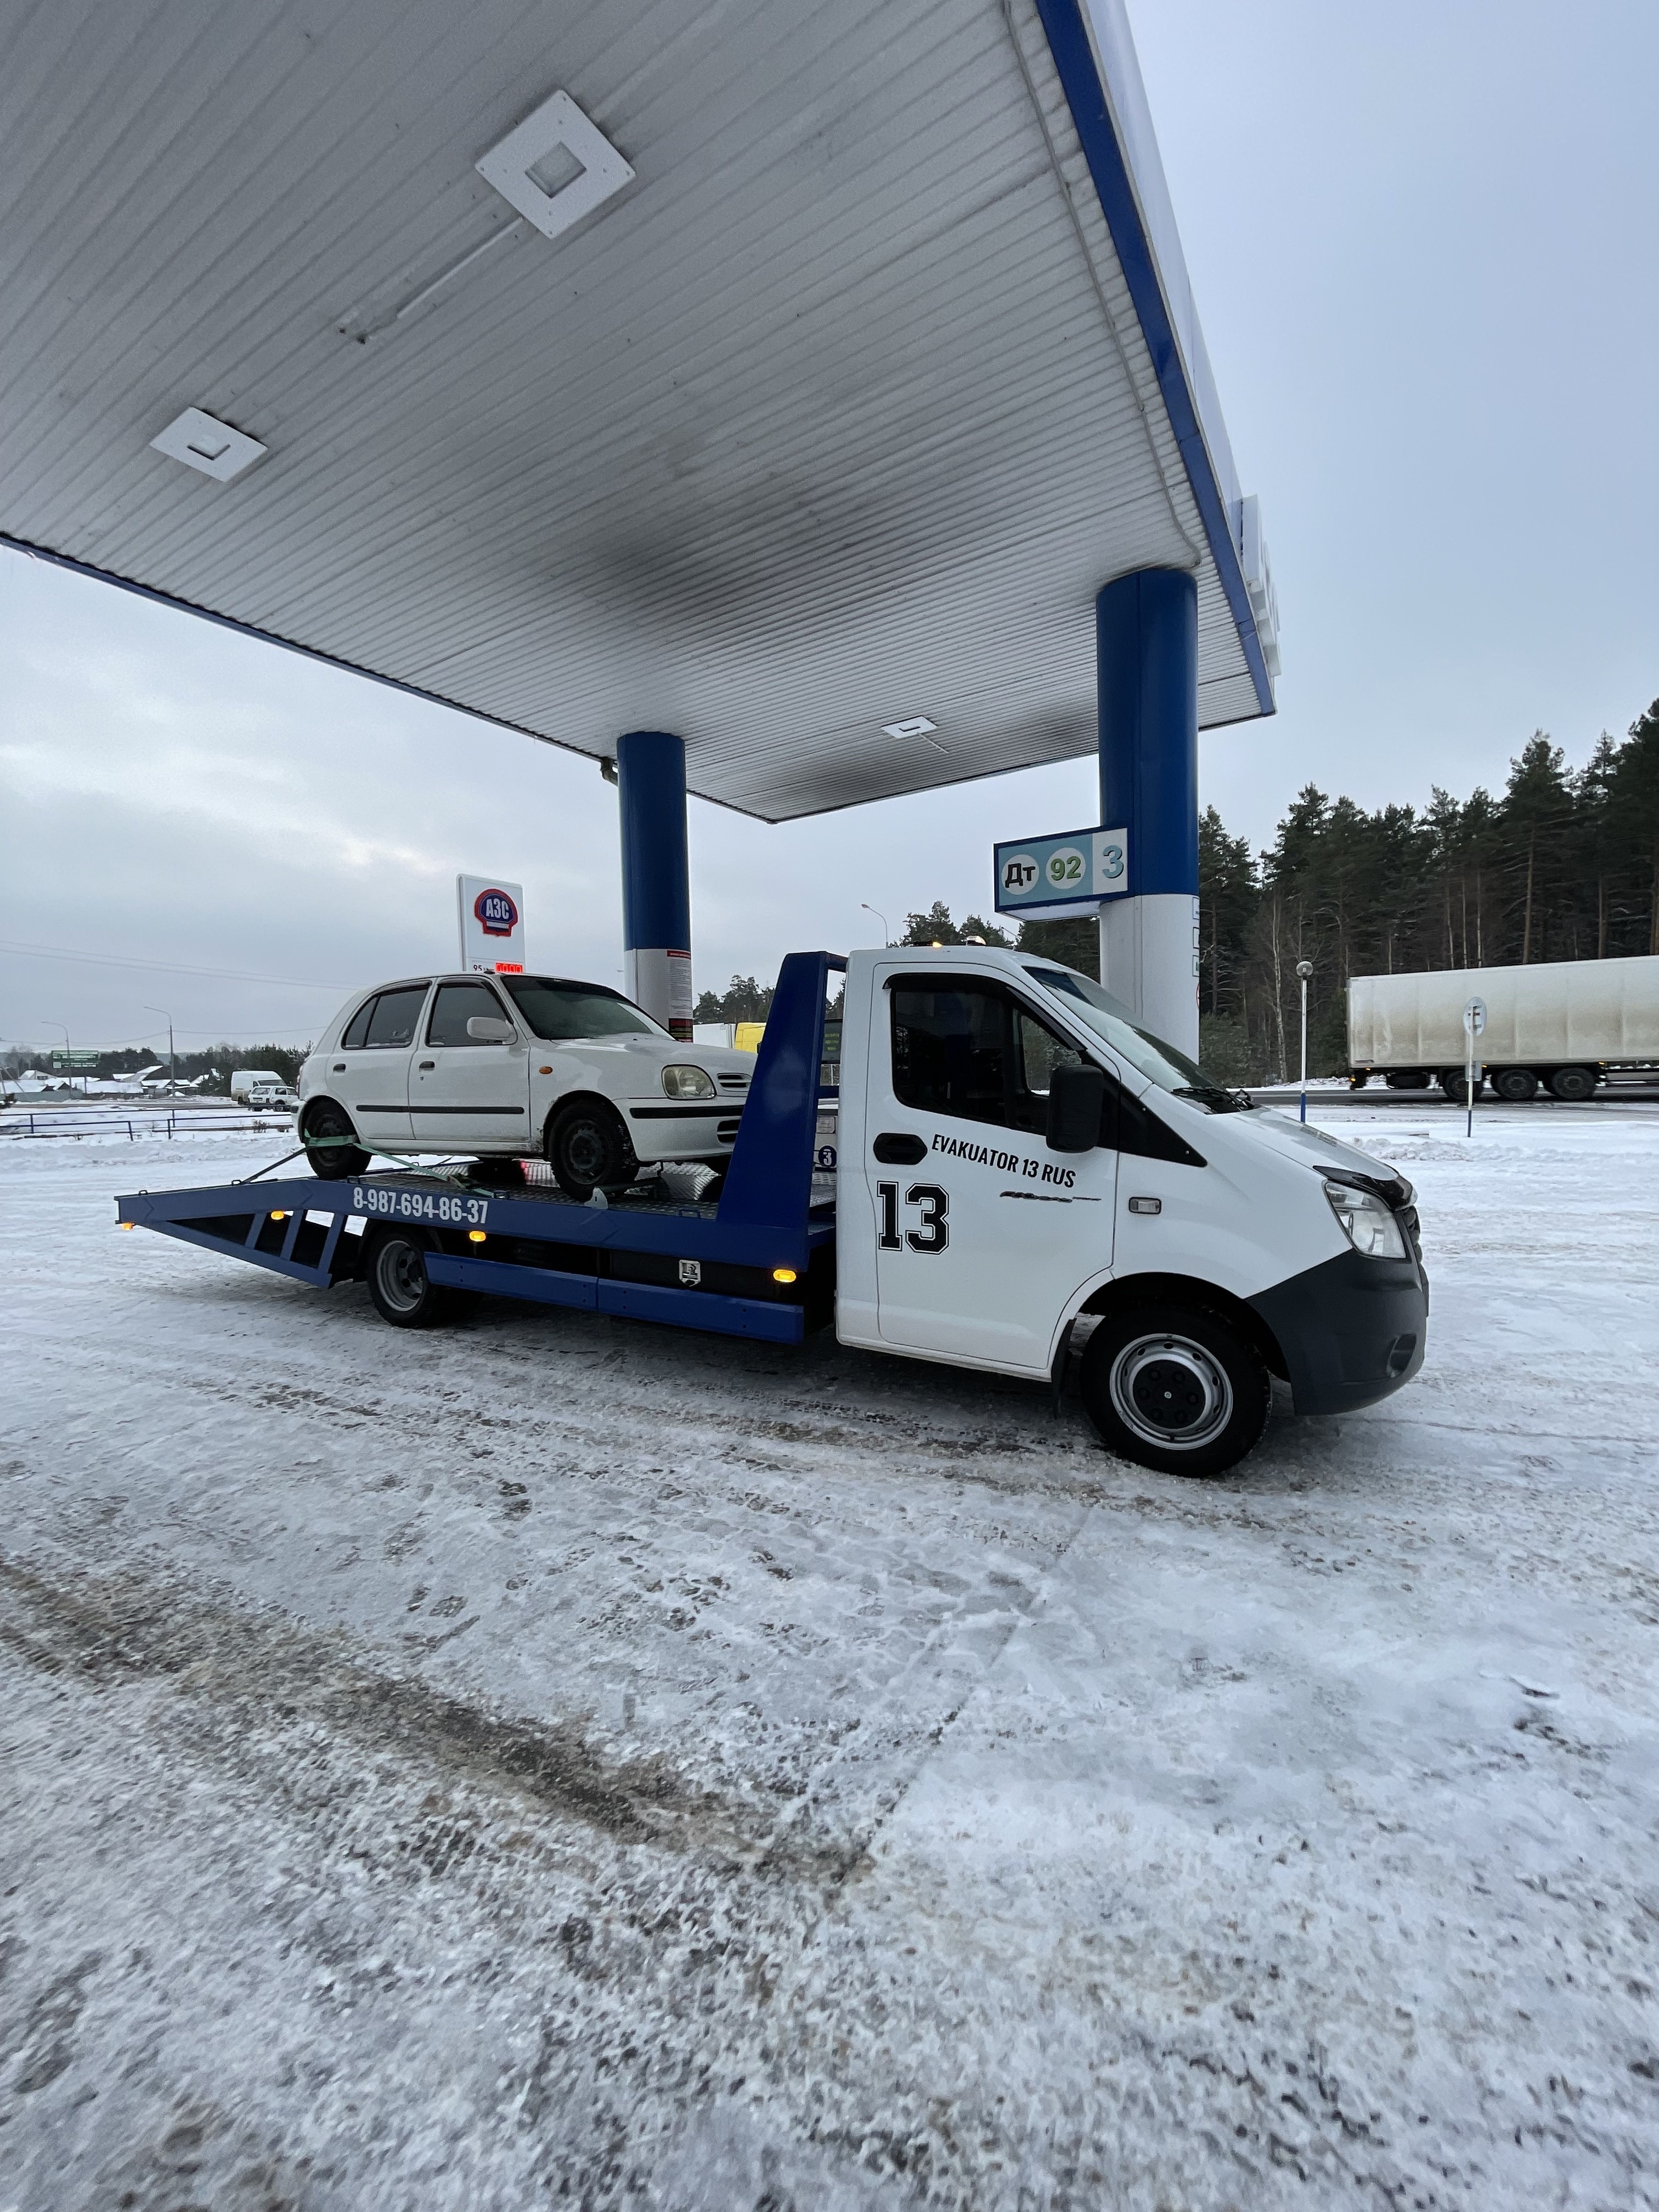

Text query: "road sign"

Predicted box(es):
[1463, 996, 1487, 1037]
[457, 874, 526, 973]
[49, 1048, 99, 1069]
[993, 827, 1129, 918]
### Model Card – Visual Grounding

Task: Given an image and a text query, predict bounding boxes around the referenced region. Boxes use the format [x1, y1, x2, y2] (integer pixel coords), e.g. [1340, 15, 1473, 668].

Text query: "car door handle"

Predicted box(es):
[872, 1132, 927, 1165]
[417, 1060, 435, 1071]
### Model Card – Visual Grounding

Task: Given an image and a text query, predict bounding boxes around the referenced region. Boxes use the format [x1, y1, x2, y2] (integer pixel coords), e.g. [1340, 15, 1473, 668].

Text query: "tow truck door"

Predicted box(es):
[863, 965, 1117, 1373]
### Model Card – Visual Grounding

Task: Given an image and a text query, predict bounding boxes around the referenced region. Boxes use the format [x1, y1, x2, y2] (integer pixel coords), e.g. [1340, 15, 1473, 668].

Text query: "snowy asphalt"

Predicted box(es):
[3, 1107, 1657, 2210]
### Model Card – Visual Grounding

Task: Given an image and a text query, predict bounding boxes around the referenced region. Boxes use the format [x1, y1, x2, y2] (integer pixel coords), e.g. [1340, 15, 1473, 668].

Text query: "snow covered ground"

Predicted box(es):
[3, 1105, 1657, 2209]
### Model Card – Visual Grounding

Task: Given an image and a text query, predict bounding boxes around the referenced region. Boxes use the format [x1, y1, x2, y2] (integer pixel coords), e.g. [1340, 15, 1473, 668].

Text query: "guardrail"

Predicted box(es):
[1, 1104, 296, 1141]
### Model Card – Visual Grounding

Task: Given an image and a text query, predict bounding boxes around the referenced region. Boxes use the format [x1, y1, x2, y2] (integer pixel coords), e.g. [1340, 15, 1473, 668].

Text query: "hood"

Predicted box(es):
[1241, 1108, 1403, 1185]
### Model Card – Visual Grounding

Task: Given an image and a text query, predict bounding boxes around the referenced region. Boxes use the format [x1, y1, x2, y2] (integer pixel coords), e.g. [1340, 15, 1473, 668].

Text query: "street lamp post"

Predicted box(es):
[144, 1006, 176, 1091]
[860, 902, 890, 945]
[1295, 960, 1314, 1124]
[39, 1019, 75, 1092]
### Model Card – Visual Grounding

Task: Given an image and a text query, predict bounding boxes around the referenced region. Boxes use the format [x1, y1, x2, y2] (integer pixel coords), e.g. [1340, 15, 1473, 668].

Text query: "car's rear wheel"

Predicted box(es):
[546, 1098, 639, 1200]
[303, 1101, 371, 1178]
[1079, 1304, 1271, 1477]
[365, 1228, 455, 1328]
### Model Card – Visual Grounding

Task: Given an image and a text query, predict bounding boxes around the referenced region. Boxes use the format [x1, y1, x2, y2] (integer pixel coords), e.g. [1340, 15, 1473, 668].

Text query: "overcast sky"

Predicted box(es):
[3, 0, 1656, 1058]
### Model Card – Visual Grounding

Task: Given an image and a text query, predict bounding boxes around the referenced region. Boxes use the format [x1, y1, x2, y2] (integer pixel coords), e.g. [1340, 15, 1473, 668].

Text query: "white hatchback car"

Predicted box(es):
[296, 973, 755, 1197]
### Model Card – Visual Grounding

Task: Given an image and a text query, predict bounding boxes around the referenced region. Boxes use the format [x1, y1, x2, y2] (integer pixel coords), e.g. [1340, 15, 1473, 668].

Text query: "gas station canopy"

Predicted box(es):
[2, 0, 1277, 822]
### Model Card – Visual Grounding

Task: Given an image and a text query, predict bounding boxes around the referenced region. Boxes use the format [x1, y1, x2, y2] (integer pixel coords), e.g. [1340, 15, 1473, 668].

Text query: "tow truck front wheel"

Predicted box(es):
[365, 1229, 456, 1329]
[303, 1102, 370, 1179]
[1080, 1304, 1271, 1477]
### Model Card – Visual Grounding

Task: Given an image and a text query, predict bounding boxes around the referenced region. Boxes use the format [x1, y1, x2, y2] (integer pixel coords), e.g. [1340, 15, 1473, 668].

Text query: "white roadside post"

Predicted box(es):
[1463, 995, 1487, 1139]
[1296, 959, 1314, 1124]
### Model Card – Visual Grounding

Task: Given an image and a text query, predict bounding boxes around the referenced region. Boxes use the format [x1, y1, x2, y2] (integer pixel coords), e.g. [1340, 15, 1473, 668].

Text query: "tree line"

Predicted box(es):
[691, 697, 1659, 1082]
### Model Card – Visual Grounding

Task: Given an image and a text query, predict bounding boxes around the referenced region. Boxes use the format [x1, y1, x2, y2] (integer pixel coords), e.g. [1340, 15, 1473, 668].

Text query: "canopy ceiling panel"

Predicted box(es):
[1, 0, 1274, 820]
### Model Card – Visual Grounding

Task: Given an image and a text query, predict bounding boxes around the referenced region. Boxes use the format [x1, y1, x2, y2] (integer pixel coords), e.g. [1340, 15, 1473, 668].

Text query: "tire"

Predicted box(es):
[1079, 1303, 1272, 1478]
[1385, 1070, 1430, 1091]
[303, 1100, 371, 1178]
[1440, 1069, 1486, 1104]
[546, 1097, 639, 1200]
[1491, 1066, 1539, 1103]
[365, 1229, 455, 1328]
[1548, 1064, 1598, 1103]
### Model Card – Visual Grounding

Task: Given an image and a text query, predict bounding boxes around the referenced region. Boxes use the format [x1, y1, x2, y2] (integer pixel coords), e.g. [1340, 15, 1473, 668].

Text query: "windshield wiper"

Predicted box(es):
[1172, 1083, 1255, 1114]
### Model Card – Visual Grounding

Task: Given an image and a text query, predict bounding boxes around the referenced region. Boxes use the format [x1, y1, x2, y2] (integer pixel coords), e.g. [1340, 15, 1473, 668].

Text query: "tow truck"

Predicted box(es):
[117, 949, 1429, 1476]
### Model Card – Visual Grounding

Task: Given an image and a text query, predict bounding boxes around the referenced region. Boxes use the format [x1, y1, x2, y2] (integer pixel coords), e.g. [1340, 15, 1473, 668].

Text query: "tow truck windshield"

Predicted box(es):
[1023, 966, 1253, 1113]
[501, 977, 668, 1042]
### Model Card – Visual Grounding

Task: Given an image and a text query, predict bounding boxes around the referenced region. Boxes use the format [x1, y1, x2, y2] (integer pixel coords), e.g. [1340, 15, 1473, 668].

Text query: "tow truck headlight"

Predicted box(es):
[662, 1064, 715, 1100]
[1323, 1178, 1407, 1261]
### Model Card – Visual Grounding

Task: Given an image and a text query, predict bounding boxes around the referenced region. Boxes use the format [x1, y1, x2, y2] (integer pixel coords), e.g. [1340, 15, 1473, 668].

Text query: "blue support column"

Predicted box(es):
[1096, 569, 1200, 1059]
[617, 730, 693, 1040]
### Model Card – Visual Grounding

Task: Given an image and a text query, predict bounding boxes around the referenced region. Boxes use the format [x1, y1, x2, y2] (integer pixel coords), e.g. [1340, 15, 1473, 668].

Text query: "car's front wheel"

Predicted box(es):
[545, 1098, 639, 1200]
[303, 1101, 370, 1178]
[1079, 1303, 1272, 1477]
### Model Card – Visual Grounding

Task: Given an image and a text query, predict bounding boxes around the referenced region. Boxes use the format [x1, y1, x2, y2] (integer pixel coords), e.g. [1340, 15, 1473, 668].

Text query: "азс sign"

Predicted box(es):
[456, 874, 526, 973]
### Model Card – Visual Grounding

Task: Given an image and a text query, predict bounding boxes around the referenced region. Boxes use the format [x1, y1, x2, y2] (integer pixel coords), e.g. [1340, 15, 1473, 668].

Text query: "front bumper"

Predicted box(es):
[625, 1102, 744, 1159]
[1249, 1248, 1428, 1417]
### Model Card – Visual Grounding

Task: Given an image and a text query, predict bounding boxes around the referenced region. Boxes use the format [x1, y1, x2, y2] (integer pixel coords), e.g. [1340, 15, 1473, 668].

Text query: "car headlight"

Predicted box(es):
[662, 1064, 715, 1100]
[1323, 1178, 1407, 1261]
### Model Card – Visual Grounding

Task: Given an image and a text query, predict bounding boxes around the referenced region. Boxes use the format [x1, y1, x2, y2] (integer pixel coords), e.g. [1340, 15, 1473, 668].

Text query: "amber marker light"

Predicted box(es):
[269, 1210, 289, 1220]
[772, 1267, 798, 1283]
[469, 1230, 488, 1243]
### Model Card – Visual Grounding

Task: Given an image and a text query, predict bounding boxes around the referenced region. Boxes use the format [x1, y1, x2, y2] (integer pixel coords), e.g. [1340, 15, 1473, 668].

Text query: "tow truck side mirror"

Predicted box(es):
[1046, 1063, 1105, 1153]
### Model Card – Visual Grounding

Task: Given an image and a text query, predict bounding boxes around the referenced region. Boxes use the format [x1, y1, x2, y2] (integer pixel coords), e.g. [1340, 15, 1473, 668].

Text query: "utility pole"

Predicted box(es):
[40, 1019, 75, 1091]
[1296, 960, 1314, 1124]
[145, 1006, 176, 1090]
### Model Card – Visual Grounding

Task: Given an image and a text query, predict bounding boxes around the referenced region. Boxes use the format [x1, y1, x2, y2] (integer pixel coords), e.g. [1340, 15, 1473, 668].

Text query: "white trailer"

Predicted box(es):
[1348, 955, 1659, 1102]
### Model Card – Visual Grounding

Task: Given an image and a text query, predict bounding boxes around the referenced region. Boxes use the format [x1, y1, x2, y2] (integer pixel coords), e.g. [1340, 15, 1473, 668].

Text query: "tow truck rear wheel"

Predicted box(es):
[364, 1228, 456, 1329]
[1079, 1304, 1271, 1478]
[546, 1098, 639, 1200]
[303, 1101, 370, 1178]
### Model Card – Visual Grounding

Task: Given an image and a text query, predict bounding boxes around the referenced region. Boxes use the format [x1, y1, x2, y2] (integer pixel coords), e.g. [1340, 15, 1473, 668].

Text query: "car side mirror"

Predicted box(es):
[1046, 1063, 1104, 1153]
[466, 1016, 517, 1044]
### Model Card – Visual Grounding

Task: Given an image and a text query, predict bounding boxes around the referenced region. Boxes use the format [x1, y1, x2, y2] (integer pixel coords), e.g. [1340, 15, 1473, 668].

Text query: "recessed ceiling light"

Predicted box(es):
[882, 716, 938, 740]
[476, 89, 635, 242]
[150, 408, 267, 482]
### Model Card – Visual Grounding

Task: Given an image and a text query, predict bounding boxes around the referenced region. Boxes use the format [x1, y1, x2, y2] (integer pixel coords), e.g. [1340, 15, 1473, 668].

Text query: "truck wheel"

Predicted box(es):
[1491, 1066, 1539, 1103]
[1079, 1304, 1271, 1478]
[1548, 1064, 1597, 1103]
[365, 1229, 455, 1328]
[303, 1101, 370, 1178]
[1441, 1070, 1485, 1104]
[546, 1099, 639, 1200]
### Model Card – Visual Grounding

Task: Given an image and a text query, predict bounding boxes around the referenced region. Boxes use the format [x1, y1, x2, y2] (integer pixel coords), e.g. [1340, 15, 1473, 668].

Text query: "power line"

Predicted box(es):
[0, 940, 351, 990]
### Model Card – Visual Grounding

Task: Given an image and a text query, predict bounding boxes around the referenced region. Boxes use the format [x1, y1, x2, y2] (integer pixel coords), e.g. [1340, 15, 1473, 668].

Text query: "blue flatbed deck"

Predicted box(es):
[117, 952, 844, 1347]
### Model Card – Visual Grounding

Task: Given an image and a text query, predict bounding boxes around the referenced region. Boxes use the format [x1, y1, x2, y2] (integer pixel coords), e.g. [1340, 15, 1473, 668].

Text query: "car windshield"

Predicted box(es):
[501, 977, 667, 1041]
[1022, 966, 1253, 1112]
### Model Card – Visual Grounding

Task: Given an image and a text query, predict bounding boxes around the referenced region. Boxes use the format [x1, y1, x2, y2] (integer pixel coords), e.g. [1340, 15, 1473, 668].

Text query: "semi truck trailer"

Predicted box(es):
[1348, 954, 1659, 1102]
[119, 947, 1430, 1479]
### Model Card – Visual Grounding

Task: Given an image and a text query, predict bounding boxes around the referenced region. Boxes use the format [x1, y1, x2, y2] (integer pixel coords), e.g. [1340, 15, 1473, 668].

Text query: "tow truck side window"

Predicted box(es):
[428, 981, 510, 1047]
[889, 979, 1082, 1136]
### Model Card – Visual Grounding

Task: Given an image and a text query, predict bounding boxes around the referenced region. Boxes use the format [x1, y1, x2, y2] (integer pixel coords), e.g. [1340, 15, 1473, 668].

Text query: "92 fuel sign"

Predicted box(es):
[993, 827, 1130, 915]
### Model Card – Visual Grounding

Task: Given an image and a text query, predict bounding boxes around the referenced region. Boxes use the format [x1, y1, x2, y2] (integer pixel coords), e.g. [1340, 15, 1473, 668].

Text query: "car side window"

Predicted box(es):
[362, 985, 430, 1049]
[341, 998, 375, 1051]
[428, 981, 510, 1048]
[1014, 1006, 1085, 1097]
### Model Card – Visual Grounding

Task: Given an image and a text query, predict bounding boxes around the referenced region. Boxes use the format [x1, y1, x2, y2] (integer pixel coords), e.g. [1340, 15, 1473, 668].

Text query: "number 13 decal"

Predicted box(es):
[877, 1181, 950, 1254]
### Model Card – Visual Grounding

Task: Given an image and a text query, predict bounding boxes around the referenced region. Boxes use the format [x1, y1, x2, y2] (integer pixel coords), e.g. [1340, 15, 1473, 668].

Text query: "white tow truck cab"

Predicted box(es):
[124, 947, 1428, 1478]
